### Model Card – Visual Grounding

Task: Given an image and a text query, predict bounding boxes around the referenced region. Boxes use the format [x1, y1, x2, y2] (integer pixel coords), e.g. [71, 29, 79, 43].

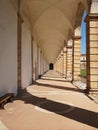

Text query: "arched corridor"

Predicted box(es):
[0, 0, 98, 129]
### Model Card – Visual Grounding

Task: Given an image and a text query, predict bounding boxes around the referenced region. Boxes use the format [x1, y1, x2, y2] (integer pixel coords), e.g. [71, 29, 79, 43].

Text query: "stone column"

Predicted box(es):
[73, 35, 81, 81]
[63, 46, 67, 78]
[54, 61, 57, 71]
[85, 0, 98, 91]
[55, 60, 58, 72]
[61, 51, 64, 76]
[57, 59, 59, 73]
[57, 57, 60, 73]
[57, 55, 60, 74]
[56, 62, 57, 71]
[43, 56, 46, 73]
[66, 40, 73, 81]
[54, 62, 56, 71]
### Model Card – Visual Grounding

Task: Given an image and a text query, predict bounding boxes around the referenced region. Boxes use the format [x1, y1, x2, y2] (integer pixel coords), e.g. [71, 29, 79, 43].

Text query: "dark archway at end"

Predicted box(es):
[49, 63, 54, 70]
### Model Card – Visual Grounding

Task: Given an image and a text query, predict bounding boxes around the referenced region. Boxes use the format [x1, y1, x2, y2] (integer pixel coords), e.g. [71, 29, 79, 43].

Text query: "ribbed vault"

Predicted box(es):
[10, 0, 89, 63]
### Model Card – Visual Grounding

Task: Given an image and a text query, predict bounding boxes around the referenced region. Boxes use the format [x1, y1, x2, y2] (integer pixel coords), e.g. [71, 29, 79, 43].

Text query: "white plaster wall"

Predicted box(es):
[46, 60, 48, 72]
[37, 46, 39, 78]
[45, 60, 48, 72]
[47, 63, 49, 71]
[43, 58, 45, 73]
[33, 41, 38, 80]
[38, 48, 41, 76]
[44, 58, 47, 72]
[40, 52, 42, 75]
[0, 0, 17, 96]
[42, 56, 49, 74]
[40, 53, 44, 75]
[22, 23, 32, 89]
[43, 57, 48, 73]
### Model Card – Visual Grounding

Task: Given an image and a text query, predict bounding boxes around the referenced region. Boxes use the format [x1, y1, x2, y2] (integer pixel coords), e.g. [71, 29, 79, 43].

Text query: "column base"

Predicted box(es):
[38, 75, 42, 79]
[89, 88, 98, 94]
[63, 75, 66, 78]
[73, 80, 87, 92]
[83, 88, 98, 94]
[66, 76, 72, 82]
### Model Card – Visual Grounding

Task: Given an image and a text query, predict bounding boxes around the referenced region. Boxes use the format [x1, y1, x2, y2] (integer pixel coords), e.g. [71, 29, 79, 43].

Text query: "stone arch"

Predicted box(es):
[74, 2, 85, 29]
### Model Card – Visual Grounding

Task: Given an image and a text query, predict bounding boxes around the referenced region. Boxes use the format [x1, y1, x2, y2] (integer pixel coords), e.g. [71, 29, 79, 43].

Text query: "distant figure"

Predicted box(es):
[49, 63, 54, 70]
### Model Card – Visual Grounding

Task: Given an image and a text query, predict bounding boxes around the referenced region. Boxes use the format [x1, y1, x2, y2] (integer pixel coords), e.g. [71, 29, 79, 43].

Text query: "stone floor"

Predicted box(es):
[0, 70, 98, 130]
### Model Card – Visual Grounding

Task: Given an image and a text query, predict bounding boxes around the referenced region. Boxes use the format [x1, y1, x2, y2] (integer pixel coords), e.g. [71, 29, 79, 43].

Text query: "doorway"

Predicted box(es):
[49, 63, 54, 70]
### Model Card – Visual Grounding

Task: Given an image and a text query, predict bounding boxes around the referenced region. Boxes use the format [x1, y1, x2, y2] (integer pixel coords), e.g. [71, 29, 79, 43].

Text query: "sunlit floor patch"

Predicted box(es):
[0, 121, 9, 130]
[27, 87, 85, 97]
[4, 104, 15, 114]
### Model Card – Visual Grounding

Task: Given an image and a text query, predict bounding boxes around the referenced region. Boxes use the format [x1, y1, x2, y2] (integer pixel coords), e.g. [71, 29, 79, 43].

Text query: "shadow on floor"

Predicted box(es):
[16, 89, 98, 129]
[34, 81, 84, 93]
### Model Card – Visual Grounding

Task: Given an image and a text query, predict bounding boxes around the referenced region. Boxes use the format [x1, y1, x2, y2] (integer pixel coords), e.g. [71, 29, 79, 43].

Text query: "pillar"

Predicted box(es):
[57, 56, 60, 74]
[60, 51, 64, 76]
[66, 39, 73, 81]
[43, 56, 46, 73]
[57, 59, 59, 73]
[56, 59, 59, 73]
[85, 0, 98, 91]
[55, 61, 57, 72]
[63, 46, 67, 78]
[54, 61, 56, 71]
[73, 27, 81, 81]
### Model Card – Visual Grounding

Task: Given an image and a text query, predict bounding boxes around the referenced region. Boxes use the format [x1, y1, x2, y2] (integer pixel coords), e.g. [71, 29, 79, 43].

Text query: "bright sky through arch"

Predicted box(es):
[81, 11, 86, 54]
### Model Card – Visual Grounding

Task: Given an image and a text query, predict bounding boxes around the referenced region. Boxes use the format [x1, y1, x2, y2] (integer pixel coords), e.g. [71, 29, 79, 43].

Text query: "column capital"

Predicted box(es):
[73, 36, 81, 40]
[66, 46, 73, 49]
[85, 14, 98, 23]
[63, 50, 67, 53]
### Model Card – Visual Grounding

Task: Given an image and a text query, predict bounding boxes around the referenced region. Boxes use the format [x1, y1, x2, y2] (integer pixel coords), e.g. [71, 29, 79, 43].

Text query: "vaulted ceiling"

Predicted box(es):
[10, 0, 90, 63]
